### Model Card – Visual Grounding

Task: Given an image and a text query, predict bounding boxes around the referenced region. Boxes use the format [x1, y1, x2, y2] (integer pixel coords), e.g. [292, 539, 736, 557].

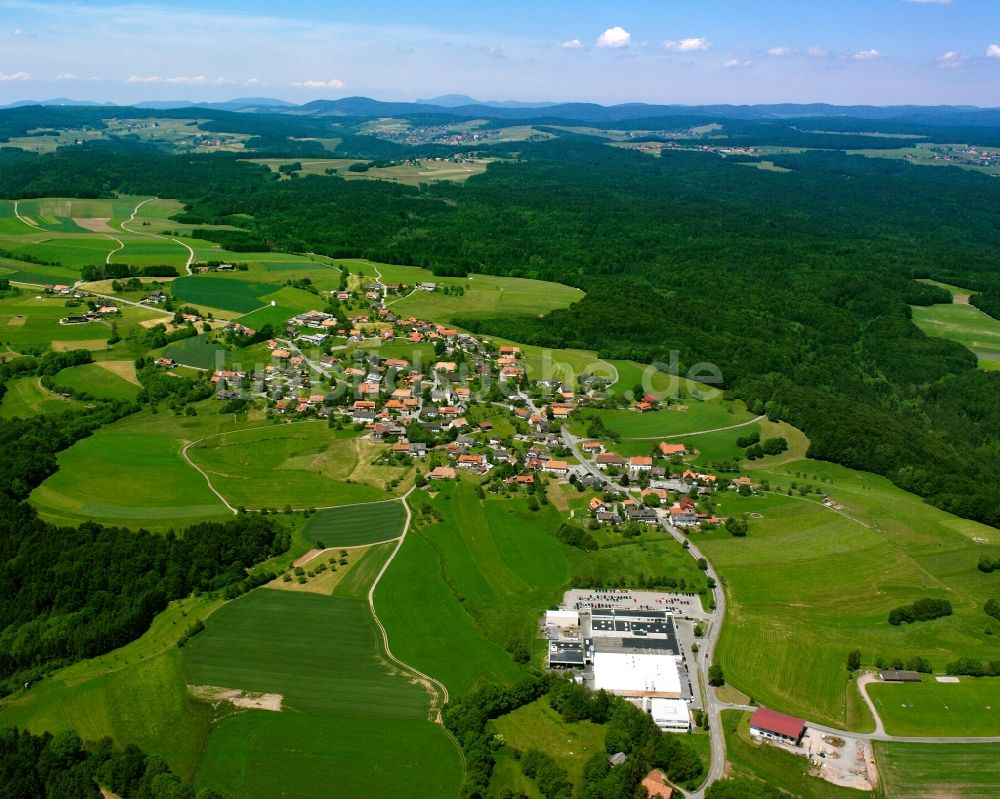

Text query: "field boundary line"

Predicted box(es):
[758, 489, 872, 529]
[180, 437, 238, 515]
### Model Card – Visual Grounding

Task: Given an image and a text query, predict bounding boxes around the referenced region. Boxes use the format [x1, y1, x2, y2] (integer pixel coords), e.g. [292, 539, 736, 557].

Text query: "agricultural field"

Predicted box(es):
[391, 271, 584, 323]
[700, 459, 1000, 729]
[184, 590, 462, 799]
[170, 275, 276, 314]
[302, 499, 407, 547]
[867, 678, 1000, 736]
[53, 360, 140, 400]
[30, 429, 232, 528]
[185, 423, 412, 510]
[721, 711, 872, 799]
[911, 300, 1000, 370]
[570, 397, 754, 441]
[874, 742, 1000, 799]
[250, 156, 495, 185]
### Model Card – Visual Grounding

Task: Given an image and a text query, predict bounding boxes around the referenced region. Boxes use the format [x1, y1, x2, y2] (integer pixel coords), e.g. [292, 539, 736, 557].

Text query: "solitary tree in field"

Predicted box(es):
[847, 649, 861, 672]
[708, 664, 725, 687]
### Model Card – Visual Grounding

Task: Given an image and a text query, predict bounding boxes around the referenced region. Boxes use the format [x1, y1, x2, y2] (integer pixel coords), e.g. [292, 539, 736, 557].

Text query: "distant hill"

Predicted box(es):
[416, 94, 557, 109]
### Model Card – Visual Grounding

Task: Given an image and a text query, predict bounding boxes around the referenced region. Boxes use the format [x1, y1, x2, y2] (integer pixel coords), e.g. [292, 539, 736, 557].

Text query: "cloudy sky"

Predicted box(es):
[2, 0, 1000, 106]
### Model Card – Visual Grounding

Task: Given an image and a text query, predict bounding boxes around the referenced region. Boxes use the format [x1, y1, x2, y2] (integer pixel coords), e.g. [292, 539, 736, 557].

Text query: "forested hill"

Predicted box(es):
[1, 138, 1000, 525]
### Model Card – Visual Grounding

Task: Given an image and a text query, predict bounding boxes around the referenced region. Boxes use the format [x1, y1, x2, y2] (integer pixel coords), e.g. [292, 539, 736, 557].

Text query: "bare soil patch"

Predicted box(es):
[188, 684, 283, 712]
[74, 217, 116, 233]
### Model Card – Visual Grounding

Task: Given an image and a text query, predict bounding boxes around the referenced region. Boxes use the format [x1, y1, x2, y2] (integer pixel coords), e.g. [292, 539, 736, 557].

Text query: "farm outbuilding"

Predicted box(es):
[878, 669, 921, 682]
[749, 707, 806, 746]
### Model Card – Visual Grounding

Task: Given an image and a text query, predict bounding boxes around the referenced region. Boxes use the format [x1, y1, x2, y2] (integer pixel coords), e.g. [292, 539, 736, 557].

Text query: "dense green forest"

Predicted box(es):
[1, 137, 1000, 525]
[0, 727, 219, 799]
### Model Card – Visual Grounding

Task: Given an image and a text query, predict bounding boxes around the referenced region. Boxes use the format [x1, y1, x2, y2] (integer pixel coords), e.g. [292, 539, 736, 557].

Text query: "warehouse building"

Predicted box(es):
[592, 652, 682, 699]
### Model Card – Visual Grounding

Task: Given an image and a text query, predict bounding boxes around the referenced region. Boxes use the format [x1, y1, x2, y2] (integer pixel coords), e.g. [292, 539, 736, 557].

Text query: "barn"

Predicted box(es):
[748, 707, 806, 746]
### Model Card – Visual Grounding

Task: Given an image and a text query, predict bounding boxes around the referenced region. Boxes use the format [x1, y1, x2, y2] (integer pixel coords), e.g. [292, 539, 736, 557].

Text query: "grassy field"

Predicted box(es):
[867, 678, 1000, 736]
[302, 500, 407, 546]
[170, 275, 276, 314]
[874, 742, 1000, 798]
[0, 595, 222, 780]
[53, 361, 141, 400]
[184, 590, 462, 799]
[249, 156, 495, 185]
[721, 711, 871, 799]
[912, 301, 1000, 370]
[391, 272, 584, 323]
[0, 375, 87, 418]
[186, 423, 411, 510]
[490, 696, 607, 787]
[701, 459, 1000, 730]
[30, 429, 231, 528]
[571, 399, 754, 441]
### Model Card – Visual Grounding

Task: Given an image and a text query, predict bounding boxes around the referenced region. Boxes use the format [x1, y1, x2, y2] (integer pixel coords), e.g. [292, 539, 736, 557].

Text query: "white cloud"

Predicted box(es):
[246, 77, 259, 85]
[560, 39, 583, 50]
[664, 37, 711, 52]
[988, 44, 1000, 58]
[596, 26, 630, 49]
[767, 47, 794, 56]
[164, 75, 207, 85]
[723, 59, 753, 69]
[852, 49, 883, 60]
[807, 46, 829, 57]
[0, 71, 30, 81]
[291, 78, 346, 89]
[937, 50, 967, 68]
[127, 74, 161, 83]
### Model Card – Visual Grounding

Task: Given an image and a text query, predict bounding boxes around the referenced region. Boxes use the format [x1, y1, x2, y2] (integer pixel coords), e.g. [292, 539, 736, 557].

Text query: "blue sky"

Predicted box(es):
[2, 0, 1000, 105]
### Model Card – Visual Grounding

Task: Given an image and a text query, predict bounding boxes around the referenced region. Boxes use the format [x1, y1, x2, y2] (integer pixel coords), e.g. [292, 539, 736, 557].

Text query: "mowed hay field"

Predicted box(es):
[302, 500, 407, 546]
[184, 590, 462, 799]
[0, 376, 86, 418]
[701, 459, 1000, 730]
[170, 275, 276, 314]
[912, 301, 1000, 370]
[185, 423, 411, 509]
[867, 678, 1000, 736]
[875, 742, 1000, 799]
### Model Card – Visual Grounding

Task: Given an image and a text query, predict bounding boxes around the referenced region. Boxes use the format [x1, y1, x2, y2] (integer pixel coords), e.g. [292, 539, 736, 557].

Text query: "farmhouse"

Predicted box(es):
[658, 442, 686, 458]
[544, 459, 569, 477]
[748, 707, 806, 746]
[595, 452, 625, 469]
[641, 769, 673, 799]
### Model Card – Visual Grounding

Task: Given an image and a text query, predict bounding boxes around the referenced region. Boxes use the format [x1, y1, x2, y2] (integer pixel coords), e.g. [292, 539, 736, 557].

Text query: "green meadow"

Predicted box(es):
[170, 275, 276, 314]
[0, 376, 86, 418]
[302, 500, 407, 546]
[391, 271, 584, 323]
[184, 590, 462, 799]
[571, 398, 754, 440]
[30, 430, 231, 528]
[874, 742, 1000, 799]
[185, 423, 409, 510]
[912, 301, 1000, 370]
[867, 678, 1000, 736]
[701, 459, 1000, 730]
[53, 361, 141, 401]
[490, 696, 606, 787]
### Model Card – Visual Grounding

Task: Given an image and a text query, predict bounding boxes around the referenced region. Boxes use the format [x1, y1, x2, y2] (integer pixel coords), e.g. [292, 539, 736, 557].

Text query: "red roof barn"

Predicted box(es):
[748, 707, 806, 745]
